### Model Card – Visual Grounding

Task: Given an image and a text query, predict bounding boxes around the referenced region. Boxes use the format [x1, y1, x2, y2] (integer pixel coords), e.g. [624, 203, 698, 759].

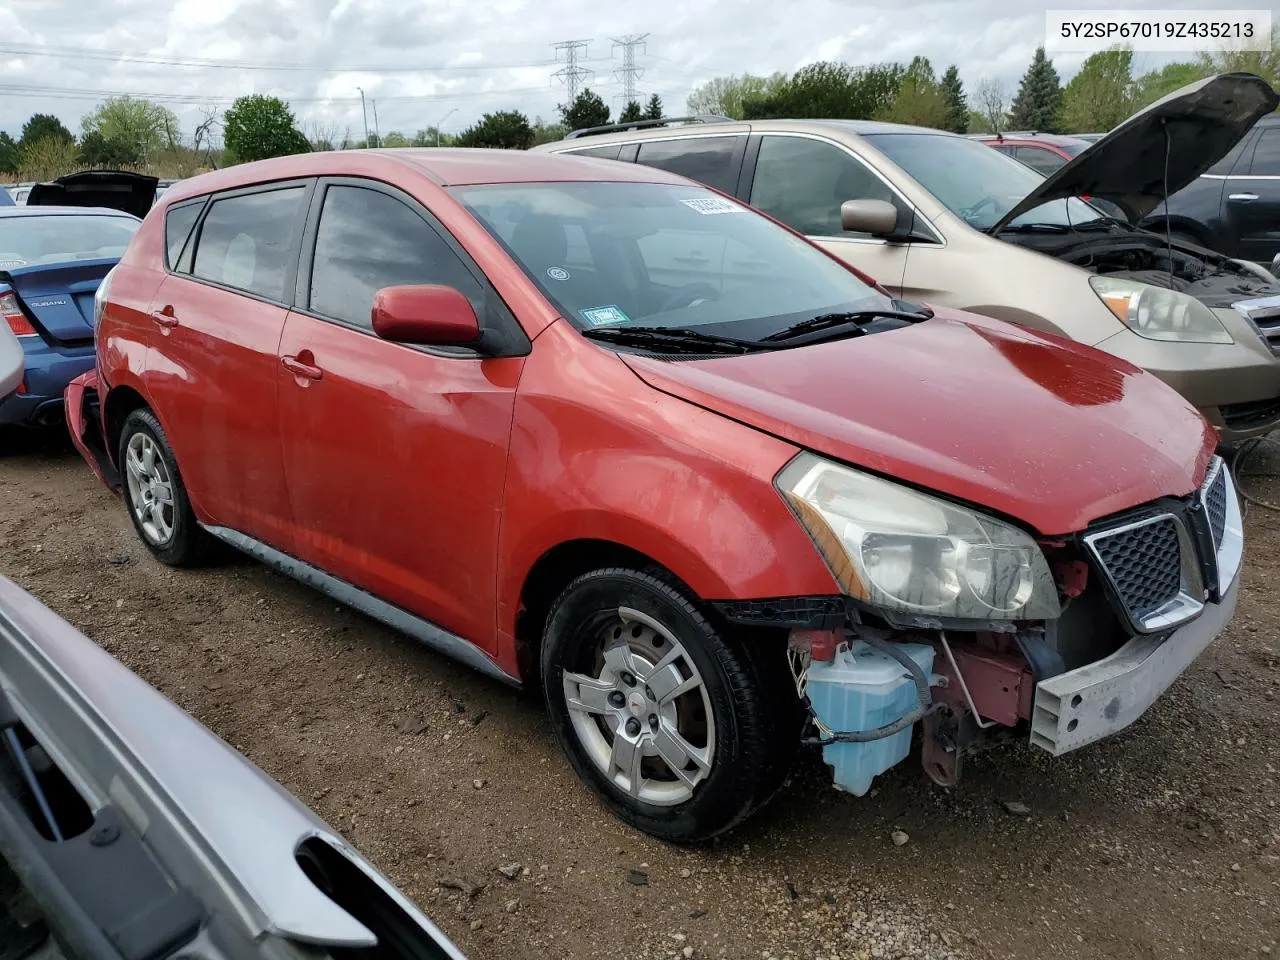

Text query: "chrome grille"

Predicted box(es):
[1203, 464, 1228, 547]
[1087, 516, 1184, 625]
[1233, 294, 1280, 355]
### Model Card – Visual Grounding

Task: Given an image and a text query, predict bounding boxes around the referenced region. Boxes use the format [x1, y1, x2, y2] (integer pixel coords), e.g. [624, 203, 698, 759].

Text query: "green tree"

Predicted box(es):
[454, 110, 535, 150]
[381, 130, 411, 147]
[1197, 28, 1280, 90]
[743, 62, 905, 120]
[19, 137, 79, 181]
[223, 95, 310, 163]
[1058, 47, 1135, 134]
[645, 93, 664, 120]
[560, 88, 610, 131]
[531, 118, 567, 145]
[686, 73, 786, 119]
[78, 130, 141, 168]
[413, 127, 456, 147]
[1131, 61, 1212, 110]
[618, 101, 645, 123]
[80, 96, 177, 164]
[19, 114, 74, 151]
[974, 78, 1009, 133]
[879, 56, 950, 128]
[940, 65, 968, 133]
[0, 132, 18, 174]
[1008, 46, 1062, 131]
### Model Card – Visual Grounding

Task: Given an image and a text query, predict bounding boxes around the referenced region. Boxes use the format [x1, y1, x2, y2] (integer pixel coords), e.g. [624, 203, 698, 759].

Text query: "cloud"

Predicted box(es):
[0, 0, 1217, 141]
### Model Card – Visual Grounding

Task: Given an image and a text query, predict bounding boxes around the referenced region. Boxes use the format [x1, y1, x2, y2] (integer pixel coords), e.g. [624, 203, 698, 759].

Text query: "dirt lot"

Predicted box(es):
[1, 431, 1277, 960]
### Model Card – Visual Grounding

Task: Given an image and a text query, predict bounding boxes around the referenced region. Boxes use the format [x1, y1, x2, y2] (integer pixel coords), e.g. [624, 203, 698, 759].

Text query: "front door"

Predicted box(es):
[745, 134, 915, 295]
[277, 180, 523, 651]
[143, 183, 310, 550]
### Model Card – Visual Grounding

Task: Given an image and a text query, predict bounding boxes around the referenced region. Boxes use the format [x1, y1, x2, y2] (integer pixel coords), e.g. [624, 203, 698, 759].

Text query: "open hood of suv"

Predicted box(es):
[620, 309, 1215, 535]
[26, 170, 158, 218]
[992, 73, 1279, 231]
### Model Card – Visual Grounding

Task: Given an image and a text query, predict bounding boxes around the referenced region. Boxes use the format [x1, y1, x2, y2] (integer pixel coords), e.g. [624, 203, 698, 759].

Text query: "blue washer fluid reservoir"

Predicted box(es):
[805, 640, 936, 796]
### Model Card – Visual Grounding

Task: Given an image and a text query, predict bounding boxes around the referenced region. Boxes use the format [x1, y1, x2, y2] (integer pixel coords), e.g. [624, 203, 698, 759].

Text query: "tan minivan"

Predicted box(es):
[537, 73, 1280, 441]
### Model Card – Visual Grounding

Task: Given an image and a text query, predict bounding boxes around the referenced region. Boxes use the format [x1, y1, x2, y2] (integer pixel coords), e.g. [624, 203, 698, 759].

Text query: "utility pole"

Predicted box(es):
[435, 107, 457, 146]
[610, 33, 649, 110]
[357, 87, 369, 146]
[371, 99, 380, 145]
[551, 39, 593, 104]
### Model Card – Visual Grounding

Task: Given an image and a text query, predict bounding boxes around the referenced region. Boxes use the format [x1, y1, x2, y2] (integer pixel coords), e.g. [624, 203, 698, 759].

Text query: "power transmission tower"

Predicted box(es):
[610, 33, 649, 109]
[551, 40, 594, 104]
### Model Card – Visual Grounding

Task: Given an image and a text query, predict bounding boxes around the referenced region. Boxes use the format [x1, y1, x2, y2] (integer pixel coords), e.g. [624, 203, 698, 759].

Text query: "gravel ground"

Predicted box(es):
[1, 430, 1278, 960]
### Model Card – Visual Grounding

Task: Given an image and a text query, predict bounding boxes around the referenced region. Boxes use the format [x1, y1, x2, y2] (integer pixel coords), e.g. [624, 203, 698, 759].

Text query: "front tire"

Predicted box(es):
[541, 567, 797, 842]
[118, 408, 213, 566]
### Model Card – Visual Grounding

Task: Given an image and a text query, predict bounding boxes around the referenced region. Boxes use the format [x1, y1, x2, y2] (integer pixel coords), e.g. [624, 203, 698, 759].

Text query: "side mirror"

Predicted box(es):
[371, 284, 481, 346]
[840, 199, 899, 236]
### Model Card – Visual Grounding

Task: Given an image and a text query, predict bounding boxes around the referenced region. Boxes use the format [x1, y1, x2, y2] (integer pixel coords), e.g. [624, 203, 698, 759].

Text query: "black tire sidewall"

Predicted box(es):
[117, 409, 204, 566]
[541, 568, 774, 842]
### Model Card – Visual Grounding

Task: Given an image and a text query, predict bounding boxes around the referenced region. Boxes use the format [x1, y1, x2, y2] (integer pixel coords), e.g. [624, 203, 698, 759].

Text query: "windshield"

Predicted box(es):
[864, 133, 1103, 231]
[0, 214, 139, 266]
[452, 181, 891, 336]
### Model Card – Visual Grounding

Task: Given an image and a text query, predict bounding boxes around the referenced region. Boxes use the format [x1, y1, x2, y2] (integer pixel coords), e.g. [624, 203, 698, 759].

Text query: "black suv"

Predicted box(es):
[1144, 115, 1280, 263]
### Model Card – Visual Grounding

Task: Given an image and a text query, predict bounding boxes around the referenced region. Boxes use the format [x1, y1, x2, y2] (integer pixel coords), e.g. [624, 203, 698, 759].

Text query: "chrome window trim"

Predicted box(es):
[1083, 512, 1205, 635]
[1201, 173, 1280, 181]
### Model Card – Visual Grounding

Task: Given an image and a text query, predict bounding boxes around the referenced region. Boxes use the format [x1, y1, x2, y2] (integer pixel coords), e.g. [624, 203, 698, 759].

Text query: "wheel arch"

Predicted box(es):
[102, 382, 151, 466]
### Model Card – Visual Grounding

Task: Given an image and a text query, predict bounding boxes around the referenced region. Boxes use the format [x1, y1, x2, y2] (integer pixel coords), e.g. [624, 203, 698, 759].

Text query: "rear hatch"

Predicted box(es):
[0, 261, 115, 343]
[26, 171, 158, 219]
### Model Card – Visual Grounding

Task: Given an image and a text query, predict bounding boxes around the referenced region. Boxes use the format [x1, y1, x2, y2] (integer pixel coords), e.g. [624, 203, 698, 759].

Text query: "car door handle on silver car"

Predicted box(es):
[1228, 193, 1260, 202]
[281, 353, 323, 381]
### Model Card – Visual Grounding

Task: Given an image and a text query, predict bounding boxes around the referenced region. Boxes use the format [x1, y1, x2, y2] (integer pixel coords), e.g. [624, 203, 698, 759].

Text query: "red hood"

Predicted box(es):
[620, 309, 1216, 535]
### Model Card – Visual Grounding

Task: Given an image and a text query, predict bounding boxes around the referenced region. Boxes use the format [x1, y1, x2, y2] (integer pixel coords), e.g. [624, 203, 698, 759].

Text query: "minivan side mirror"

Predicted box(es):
[371, 284, 481, 346]
[840, 199, 899, 236]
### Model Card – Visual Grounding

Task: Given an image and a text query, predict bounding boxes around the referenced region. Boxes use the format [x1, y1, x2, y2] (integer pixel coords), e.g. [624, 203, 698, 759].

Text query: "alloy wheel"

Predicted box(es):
[124, 432, 175, 546]
[560, 606, 716, 806]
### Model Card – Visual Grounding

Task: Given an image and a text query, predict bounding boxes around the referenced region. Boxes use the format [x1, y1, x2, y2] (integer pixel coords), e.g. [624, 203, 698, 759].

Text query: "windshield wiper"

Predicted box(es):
[580, 325, 768, 354]
[761, 303, 933, 343]
[991, 222, 1072, 234]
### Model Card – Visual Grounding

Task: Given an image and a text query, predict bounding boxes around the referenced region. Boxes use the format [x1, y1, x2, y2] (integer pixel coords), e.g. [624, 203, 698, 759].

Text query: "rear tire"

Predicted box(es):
[117, 408, 213, 567]
[541, 567, 799, 842]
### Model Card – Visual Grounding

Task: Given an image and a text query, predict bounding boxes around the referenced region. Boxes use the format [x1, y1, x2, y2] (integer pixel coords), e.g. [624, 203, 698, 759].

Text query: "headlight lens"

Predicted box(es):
[1090, 276, 1232, 344]
[777, 454, 1060, 621]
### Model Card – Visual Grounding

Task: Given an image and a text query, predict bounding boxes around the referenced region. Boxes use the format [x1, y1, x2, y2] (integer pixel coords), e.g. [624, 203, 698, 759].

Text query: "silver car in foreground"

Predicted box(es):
[0, 574, 465, 960]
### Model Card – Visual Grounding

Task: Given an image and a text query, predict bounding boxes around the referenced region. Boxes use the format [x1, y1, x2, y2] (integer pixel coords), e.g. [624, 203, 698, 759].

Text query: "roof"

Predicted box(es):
[0, 205, 140, 219]
[162, 148, 689, 205]
[968, 131, 1093, 146]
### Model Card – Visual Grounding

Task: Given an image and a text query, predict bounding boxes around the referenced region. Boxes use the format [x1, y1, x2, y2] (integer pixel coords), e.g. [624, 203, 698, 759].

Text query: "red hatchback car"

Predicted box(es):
[67, 150, 1242, 841]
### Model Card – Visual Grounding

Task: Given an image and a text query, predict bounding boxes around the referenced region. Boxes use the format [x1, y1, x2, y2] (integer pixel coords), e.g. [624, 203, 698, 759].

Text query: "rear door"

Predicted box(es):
[277, 178, 524, 651]
[143, 181, 310, 551]
[1013, 145, 1067, 175]
[1226, 124, 1280, 263]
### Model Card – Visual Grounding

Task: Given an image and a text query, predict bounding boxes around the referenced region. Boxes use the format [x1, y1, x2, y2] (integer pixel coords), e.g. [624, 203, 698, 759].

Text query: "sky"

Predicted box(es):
[0, 0, 1226, 143]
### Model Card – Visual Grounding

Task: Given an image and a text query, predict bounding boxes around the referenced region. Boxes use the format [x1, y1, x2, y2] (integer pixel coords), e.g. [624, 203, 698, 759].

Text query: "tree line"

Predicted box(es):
[2, 35, 1275, 183]
[686, 35, 1279, 136]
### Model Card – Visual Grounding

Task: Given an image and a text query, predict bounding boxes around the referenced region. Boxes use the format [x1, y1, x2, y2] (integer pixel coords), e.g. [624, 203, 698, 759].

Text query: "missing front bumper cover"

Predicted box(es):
[1030, 575, 1239, 755]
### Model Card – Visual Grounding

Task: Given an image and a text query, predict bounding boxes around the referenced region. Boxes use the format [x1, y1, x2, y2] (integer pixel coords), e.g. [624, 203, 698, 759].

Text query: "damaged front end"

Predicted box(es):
[775, 453, 1243, 796]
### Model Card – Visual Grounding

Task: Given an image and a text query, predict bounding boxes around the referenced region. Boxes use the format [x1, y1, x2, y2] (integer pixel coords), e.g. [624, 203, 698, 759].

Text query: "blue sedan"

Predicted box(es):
[0, 207, 139, 427]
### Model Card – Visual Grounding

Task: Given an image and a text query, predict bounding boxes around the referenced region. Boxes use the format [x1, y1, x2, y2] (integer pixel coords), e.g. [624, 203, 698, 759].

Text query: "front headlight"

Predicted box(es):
[1090, 276, 1232, 344]
[777, 454, 1060, 622]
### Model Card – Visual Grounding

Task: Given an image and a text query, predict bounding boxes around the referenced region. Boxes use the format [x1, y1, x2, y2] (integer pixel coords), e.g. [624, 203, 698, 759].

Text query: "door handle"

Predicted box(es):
[150, 308, 178, 328]
[281, 354, 323, 381]
[1228, 193, 1259, 202]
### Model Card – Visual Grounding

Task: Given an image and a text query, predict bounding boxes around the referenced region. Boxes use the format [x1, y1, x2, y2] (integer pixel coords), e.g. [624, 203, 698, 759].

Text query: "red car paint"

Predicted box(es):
[71, 150, 1214, 684]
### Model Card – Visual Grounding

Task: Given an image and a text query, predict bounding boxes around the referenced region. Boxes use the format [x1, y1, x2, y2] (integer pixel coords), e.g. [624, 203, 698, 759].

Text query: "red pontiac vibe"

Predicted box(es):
[66, 149, 1243, 842]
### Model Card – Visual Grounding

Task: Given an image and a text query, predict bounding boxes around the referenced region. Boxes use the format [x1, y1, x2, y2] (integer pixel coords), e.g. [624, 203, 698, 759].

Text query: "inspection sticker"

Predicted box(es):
[681, 196, 745, 215]
[580, 305, 631, 327]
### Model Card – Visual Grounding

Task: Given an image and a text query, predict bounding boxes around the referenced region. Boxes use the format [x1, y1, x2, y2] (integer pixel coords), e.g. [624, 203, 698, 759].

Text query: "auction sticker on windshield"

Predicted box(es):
[681, 197, 745, 215]
[580, 305, 631, 327]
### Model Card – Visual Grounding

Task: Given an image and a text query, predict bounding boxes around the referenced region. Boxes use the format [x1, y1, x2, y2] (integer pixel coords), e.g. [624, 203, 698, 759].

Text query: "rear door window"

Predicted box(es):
[192, 187, 305, 301]
[634, 137, 746, 193]
[307, 184, 483, 331]
[750, 135, 899, 237]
